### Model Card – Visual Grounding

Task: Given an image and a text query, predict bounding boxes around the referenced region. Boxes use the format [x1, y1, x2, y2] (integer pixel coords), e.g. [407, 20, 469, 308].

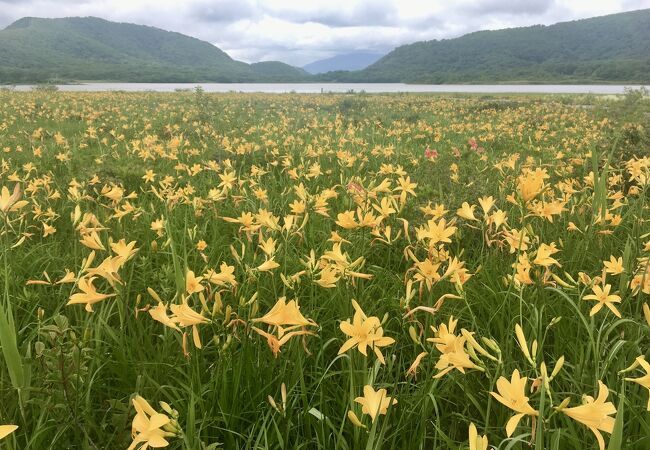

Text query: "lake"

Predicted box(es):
[10, 83, 649, 94]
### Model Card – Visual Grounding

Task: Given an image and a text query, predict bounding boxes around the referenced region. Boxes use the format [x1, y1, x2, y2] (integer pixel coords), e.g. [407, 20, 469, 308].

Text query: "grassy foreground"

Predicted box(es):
[0, 91, 649, 449]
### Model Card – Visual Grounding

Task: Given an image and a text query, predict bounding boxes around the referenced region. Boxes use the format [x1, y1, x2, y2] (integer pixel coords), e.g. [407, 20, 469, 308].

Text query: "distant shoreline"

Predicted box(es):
[3, 81, 648, 86]
[4, 83, 648, 95]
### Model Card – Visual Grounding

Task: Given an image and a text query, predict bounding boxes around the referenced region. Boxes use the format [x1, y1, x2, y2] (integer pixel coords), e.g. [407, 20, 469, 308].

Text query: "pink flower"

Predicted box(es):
[424, 147, 439, 159]
[468, 138, 478, 150]
[347, 182, 364, 193]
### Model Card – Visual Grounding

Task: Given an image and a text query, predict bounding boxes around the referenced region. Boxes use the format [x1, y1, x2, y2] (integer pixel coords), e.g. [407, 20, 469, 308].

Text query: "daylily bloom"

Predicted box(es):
[85, 255, 125, 287]
[603, 256, 624, 275]
[148, 302, 181, 331]
[468, 423, 488, 450]
[0, 425, 17, 440]
[583, 284, 622, 318]
[416, 218, 457, 246]
[338, 300, 394, 364]
[624, 356, 650, 410]
[252, 297, 317, 356]
[128, 395, 178, 450]
[79, 230, 105, 250]
[204, 262, 237, 287]
[56, 269, 76, 284]
[490, 369, 538, 437]
[560, 381, 616, 450]
[433, 342, 482, 378]
[517, 168, 547, 202]
[533, 243, 561, 267]
[315, 265, 340, 288]
[256, 258, 280, 272]
[251, 326, 314, 357]
[67, 276, 116, 312]
[169, 297, 209, 348]
[457, 202, 478, 221]
[478, 196, 495, 214]
[428, 317, 483, 378]
[354, 385, 397, 422]
[111, 239, 139, 261]
[253, 297, 314, 332]
[503, 228, 530, 253]
[185, 270, 204, 294]
[0, 184, 27, 214]
[336, 210, 359, 229]
[394, 175, 417, 205]
[150, 218, 165, 237]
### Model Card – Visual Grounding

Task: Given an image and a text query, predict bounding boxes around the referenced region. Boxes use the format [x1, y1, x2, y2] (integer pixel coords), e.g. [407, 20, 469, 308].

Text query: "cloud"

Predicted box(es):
[261, 0, 398, 27]
[0, 0, 647, 66]
[462, 0, 557, 16]
[188, 0, 258, 23]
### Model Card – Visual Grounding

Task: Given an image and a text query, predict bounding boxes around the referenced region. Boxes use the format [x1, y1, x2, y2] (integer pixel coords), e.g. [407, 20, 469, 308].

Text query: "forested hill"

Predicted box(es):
[322, 9, 650, 84]
[2, 10, 649, 84]
[0, 17, 309, 83]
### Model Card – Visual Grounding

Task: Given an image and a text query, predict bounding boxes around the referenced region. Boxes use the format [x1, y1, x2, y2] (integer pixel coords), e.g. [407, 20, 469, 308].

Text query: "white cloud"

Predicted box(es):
[0, 0, 648, 66]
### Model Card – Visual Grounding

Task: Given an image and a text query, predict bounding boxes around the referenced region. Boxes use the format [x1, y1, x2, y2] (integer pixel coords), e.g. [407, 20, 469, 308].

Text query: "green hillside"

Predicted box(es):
[324, 9, 650, 84]
[2, 10, 649, 84]
[249, 61, 311, 82]
[0, 17, 304, 83]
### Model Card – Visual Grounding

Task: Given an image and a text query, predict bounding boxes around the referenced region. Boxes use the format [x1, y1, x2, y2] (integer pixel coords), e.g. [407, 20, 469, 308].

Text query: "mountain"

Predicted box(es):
[302, 52, 384, 74]
[0, 17, 305, 83]
[2, 10, 649, 84]
[325, 9, 650, 84]
[250, 61, 311, 81]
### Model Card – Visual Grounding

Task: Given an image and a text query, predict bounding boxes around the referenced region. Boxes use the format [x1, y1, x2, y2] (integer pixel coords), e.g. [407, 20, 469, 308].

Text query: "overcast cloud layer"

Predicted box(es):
[0, 0, 649, 66]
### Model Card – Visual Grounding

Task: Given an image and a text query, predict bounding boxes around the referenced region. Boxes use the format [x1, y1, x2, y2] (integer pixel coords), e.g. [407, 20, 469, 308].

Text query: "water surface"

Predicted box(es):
[11, 83, 648, 94]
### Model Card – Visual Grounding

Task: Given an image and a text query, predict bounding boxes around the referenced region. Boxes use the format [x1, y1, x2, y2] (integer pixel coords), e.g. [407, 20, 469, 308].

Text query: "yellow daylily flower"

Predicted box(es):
[253, 297, 314, 330]
[583, 284, 622, 318]
[338, 300, 394, 364]
[457, 202, 478, 221]
[0, 184, 27, 214]
[251, 326, 314, 358]
[128, 395, 178, 450]
[625, 356, 650, 411]
[533, 243, 561, 267]
[185, 270, 204, 295]
[67, 276, 116, 312]
[79, 231, 105, 250]
[335, 210, 359, 229]
[468, 423, 488, 450]
[148, 302, 181, 332]
[490, 369, 538, 437]
[603, 256, 624, 275]
[560, 381, 616, 450]
[517, 168, 547, 202]
[204, 262, 237, 287]
[256, 258, 280, 272]
[110, 239, 139, 261]
[354, 385, 397, 422]
[0, 425, 18, 440]
[478, 195, 495, 214]
[416, 218, 457, 245]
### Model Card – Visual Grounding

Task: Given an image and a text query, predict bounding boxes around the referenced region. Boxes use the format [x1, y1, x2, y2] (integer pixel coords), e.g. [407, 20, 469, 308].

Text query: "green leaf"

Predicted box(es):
[607, 382, 625, 450]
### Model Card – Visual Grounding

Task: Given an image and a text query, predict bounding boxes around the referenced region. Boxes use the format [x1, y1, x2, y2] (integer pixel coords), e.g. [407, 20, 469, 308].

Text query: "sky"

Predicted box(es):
[0, 0, 649, 66]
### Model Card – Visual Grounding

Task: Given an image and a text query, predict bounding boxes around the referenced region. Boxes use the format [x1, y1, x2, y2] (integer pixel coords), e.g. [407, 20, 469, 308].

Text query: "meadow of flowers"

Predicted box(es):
[0, 90, 648, 449]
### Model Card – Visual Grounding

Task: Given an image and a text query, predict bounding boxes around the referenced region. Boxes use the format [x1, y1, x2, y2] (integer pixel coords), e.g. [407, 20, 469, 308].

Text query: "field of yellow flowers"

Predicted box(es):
[0, 90, 649, 449]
